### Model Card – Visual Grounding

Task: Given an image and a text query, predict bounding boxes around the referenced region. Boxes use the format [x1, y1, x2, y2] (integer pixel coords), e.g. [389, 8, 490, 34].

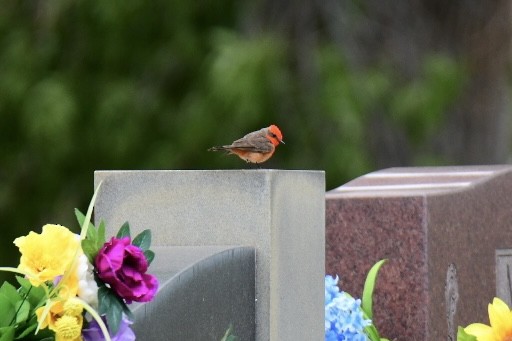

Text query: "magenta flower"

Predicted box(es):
[95, 237, 158, 303]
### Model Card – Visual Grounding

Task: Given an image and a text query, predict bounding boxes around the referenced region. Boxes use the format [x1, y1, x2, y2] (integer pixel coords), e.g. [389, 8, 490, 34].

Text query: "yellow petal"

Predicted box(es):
[62, 297, 84, 317]
[54, 314, 83, 341]
[465, 323, 495, 340]
[14, 224, 79, 286]
[36, 300, 64, 331]
[489, 298, 512, 340]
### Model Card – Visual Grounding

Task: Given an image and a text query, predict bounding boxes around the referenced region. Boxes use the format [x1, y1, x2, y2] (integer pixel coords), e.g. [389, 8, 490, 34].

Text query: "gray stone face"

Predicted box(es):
[131, 246, 256, 340]
[94, 170, 325, 341]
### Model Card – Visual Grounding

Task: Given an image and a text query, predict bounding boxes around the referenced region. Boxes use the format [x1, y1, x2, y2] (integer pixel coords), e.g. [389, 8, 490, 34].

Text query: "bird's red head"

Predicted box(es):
[267, 125, 284, 146]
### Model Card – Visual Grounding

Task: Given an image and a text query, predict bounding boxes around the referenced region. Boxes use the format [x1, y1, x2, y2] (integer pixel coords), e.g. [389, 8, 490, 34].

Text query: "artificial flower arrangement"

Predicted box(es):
[457, 297, 512, 341]
[325, 259, 390, 341]
[0, 185, 158, 341]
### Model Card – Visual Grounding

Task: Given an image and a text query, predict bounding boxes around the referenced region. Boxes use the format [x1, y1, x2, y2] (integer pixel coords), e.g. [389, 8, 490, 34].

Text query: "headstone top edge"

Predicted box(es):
[94, 169, 325, 175]
[150, 245, 254, 252]
[325, 191, 430, 199]
[327, 165, 512, 197]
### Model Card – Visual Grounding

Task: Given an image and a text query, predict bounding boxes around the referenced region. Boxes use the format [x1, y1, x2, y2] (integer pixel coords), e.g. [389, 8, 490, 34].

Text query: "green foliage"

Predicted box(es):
[76, 183, 105, 263]
[361, 259, 389, 341]
[361, 259, 387, 320]
[132, 230, 152, 251]
[220, 324, 237, 341]
[389, 55, 467, 145]
[132, 228, 155, 264]
[116, 222, 131, 239]
[0, 277, 50, 341]
[98, 286, 132, 336]
[77, 209, 106, 264]
[0, 1, 469, 286]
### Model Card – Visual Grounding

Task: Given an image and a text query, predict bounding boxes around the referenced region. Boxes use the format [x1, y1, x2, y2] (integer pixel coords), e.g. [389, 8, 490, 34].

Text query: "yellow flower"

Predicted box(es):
[56, 266, 80, 300]
[465, 297, 512, 341]
[36, 300, 64, 331]
[36, 297, 84, 340]
[53, 314, 83, 341]
[14, 224, 80, 286]
[61, 297, 84, 317]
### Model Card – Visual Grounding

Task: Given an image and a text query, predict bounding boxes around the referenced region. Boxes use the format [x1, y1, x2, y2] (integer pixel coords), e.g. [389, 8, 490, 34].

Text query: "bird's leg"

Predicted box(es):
[247, 162, 261, 169]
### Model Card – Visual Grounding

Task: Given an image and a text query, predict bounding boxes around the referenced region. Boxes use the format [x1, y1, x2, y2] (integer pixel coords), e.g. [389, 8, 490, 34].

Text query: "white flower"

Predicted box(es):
[77, 253, 98, 308]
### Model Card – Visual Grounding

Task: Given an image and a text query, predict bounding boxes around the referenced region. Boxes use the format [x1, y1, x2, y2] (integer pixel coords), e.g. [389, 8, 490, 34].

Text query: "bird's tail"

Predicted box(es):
[208, 146, 229, 152]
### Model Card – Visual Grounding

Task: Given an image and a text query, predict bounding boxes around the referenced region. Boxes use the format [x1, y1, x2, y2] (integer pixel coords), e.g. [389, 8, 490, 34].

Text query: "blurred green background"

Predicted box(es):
[1, 1, 511, 280]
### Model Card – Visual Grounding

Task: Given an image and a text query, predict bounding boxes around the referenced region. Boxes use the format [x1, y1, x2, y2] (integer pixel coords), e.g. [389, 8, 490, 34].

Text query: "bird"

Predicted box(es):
[208, 124, 284, 164]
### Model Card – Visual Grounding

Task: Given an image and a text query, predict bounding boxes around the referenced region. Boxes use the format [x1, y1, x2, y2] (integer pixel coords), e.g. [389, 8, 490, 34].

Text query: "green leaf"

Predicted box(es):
[132, 230, 151, 251]
[361, 259, 387, 320]
[15, 322, 37, 339]
[0, 282, 21, 306]
[97, 220, 107, 246]
[116, 222, 131, 239]
[75, 208, 85, 226]
[13, 300, 29, 324]
[457, 326, 477, 341]
[75, 209, 96, 240]
[82, 239, 99, 264]
[15, 277, 46, 308]
[220, 324, 237, 341]
[19, 319, 53, 339]
[0, 295, 15, 327]
[121, 303, 134, 321]
[363, 324, 381, 341]
[14, 277, 31, 292]
[144, 250, 155, 265]
[80, 182, 102, 240]
[0, 326, 14, 341]
[98, 286, 128, 335]
[78, 212, 108, 264]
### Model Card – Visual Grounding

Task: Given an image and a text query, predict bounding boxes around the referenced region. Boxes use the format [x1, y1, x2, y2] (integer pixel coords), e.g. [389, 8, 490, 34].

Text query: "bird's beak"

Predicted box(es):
[280, 139, 285, 145]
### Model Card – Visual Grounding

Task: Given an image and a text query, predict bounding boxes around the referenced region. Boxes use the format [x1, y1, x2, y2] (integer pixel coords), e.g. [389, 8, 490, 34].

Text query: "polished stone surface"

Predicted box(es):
[326, 166, 512, 340]
[132, 246, 255, 340]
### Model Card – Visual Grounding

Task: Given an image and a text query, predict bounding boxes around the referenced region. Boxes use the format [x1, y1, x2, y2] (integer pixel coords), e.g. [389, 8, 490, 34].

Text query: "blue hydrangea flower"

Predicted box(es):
[325, 275, 372, 341]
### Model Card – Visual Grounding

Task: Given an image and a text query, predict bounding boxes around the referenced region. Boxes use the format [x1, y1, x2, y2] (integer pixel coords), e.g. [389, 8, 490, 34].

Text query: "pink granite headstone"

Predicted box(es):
[326, 166, 512, 341]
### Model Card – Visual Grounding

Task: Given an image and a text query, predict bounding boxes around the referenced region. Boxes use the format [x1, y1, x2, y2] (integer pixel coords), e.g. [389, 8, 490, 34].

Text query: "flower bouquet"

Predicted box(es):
[0, 185, 158, 341]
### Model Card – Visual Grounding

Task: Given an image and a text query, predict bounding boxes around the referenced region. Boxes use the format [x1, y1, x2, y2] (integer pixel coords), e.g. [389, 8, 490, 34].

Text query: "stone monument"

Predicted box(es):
[326, 166, 512, 340]
[94, 170, 325, 340]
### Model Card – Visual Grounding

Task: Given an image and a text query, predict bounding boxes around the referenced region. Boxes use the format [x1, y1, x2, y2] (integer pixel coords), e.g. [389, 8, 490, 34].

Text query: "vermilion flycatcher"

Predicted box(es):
[208, 124, 284, 164]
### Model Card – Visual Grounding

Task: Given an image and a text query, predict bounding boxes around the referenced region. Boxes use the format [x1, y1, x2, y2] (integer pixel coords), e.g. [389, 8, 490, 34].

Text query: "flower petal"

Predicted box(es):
[465, 323, 494, 340]
[489, 297, 512, 340]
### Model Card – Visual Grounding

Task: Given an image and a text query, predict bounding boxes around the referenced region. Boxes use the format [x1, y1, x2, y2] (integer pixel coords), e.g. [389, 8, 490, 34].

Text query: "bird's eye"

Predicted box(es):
[270, 133, 276, 138]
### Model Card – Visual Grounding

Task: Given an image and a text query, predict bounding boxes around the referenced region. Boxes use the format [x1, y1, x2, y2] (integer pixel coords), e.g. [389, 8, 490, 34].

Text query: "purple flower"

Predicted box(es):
[95, 237, 158, 303]
[82, 315, 135, 341]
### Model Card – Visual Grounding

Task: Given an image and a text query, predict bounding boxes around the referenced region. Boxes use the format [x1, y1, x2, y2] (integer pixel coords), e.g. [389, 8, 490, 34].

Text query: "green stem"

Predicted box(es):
[80, 298, 112, 341]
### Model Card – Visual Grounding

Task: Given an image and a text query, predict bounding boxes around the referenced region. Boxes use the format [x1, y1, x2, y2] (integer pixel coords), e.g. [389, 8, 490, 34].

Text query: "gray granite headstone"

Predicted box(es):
[131, 246, 255, 340]
[94, 170, 325, 341]
[326, 166, 512, 341]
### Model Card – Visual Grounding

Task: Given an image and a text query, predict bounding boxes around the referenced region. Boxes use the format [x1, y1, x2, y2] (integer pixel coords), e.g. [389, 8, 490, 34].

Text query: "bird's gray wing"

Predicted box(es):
[228, 132, 273, 152]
